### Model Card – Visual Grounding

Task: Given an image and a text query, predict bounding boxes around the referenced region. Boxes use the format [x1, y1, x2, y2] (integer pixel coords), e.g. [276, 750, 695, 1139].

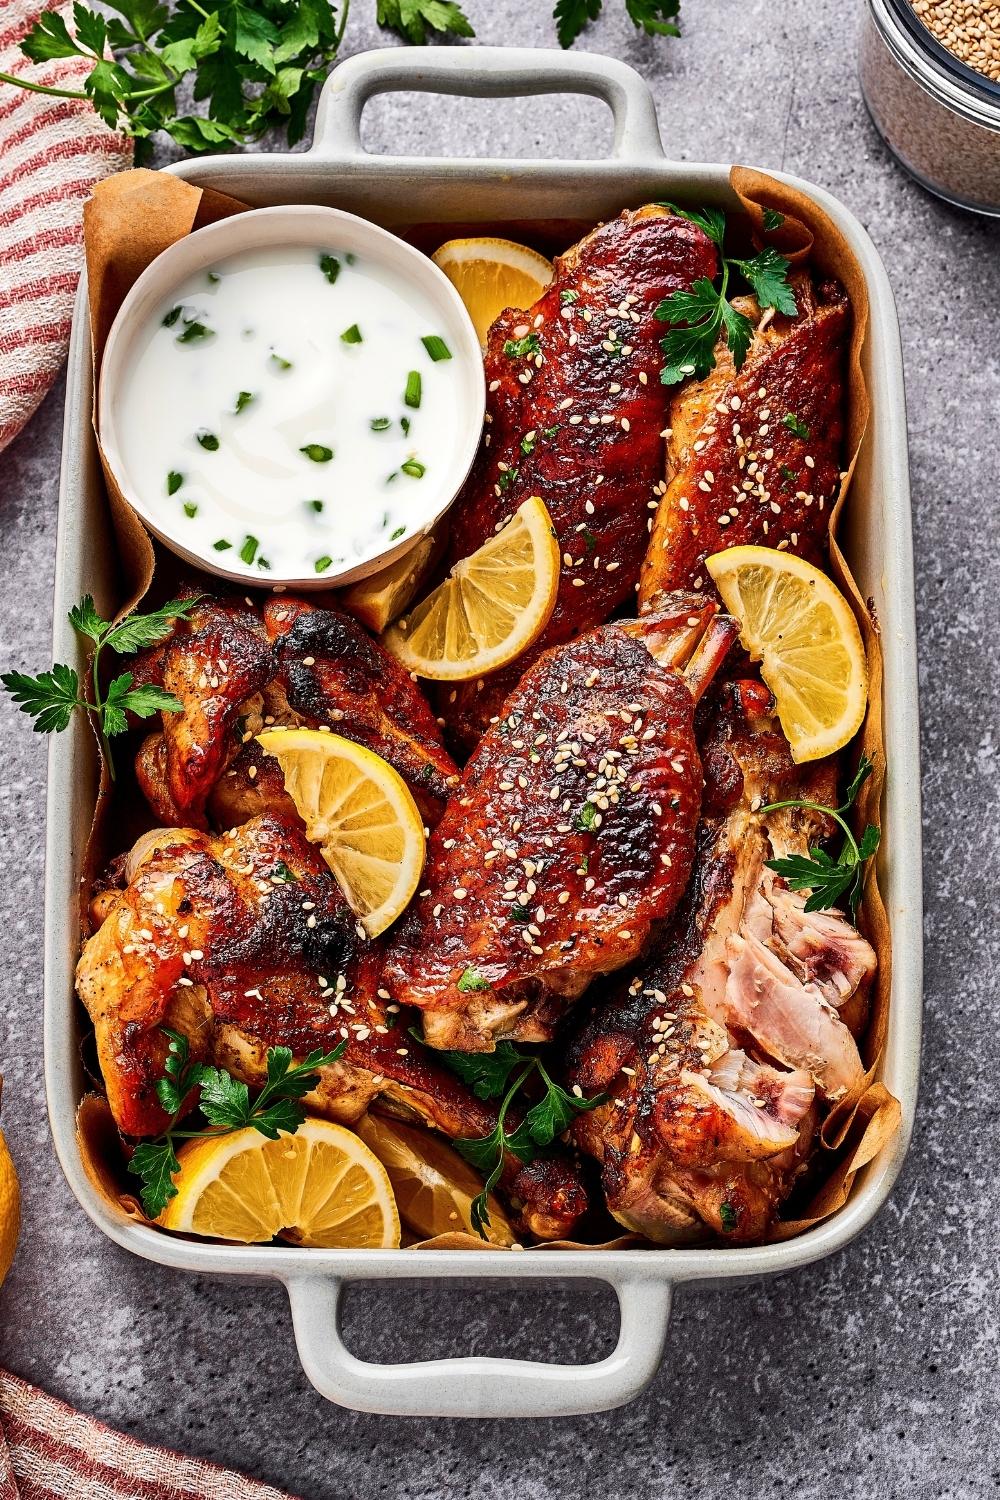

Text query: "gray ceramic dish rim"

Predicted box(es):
[43, 46, 922, 1419]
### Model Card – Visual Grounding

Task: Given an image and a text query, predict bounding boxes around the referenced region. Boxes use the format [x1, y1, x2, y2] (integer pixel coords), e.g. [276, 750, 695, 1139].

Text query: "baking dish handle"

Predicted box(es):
[285, 1269, 672, 1417]
[310, 46, 664, 164]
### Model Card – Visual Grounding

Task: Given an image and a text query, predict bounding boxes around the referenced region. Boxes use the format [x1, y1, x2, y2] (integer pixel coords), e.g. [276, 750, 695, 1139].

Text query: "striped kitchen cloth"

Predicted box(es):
[0, 0, 132, 453]
[0, 1367, 301, 1499]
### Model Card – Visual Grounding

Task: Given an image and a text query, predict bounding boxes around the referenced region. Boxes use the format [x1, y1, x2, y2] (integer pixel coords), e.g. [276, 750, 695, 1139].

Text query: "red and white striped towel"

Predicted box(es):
[0, 1367, 301, 1499]
[0, 0, 132, 453]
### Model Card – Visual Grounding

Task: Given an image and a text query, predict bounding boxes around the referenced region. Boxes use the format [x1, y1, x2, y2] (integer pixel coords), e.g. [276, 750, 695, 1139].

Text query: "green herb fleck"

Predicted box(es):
[177, 320, 211, 344]
[271, 861, 298, 883]
[307, 499, 324, 513]
[300, 444, 333, 463]
[782, 412, 810, 439]
[498, 467, 518, 492]
[319, 253, 340, 285]
[206, 270, 220, 285]
[166, 470, 183, 496]
[196, 430, 219, 451]
[400, 416, 411, 436]
[762, 207, 785, 232]
[457, 968, 491, 993]
[542, 424, 559, 439]
[560, 290, 579, 306]
[239, 535, 259, 565]
[719, 1201, 739, 1232]
[370, 417, 392, 432]
[520, 432, 537, 456]
[340, 323, 363, 344]
[270, 352, 293, 372]
[510, 903, 531, 923]
[401, 459, 426, 479]
[421, 334, 452, 362]
[162, 305, 182, 328]
[315, 556, 333, 574]
[390, 526, 406, 540]
[575, 801, 598, 832]
[404, 370, 422, 409]
[234, 390, 254, 413]
[183, 502, 198, 518]
[213, 539, 232, 551]
[503, 332, 540, 359]
[779, 464, 797, 488]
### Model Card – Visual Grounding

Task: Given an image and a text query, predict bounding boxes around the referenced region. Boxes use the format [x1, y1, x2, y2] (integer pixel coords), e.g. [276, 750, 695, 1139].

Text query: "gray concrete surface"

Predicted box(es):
[1, 0, 998, 1495]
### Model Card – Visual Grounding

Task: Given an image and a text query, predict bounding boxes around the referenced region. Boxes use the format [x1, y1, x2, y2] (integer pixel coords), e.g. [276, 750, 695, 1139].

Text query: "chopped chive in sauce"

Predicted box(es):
[196, 430, 219, 451]
[162, 305, 182, 328]
[239, 535, 259, 565]
[400, 416, 411, 436]
[183, 501, 198, 518]
[404, 370, 422, 409]
[385, 471, 399, 484]
[213, 539, 232, 551]
[234, 390, 255, 413]
[401, 459, 426, 479]
[269, 352, 292, 371]
[257, 556, 271, 570]
[307, 499, 324, 512]
[300, 443, 333, 463]
[370, 417, 391, 432]
[315, 555, 333, 574]
[340, 324, 363, 344]
[421, 334, 452, 362]
[319, 253, 340, 284]
[166, 470, 183, 495]
[390, 526, 407, 540]
[177, 320, 212, 344]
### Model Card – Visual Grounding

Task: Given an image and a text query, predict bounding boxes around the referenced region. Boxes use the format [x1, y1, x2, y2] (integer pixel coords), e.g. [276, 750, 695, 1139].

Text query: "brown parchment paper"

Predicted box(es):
[74, 166, 898, 1251]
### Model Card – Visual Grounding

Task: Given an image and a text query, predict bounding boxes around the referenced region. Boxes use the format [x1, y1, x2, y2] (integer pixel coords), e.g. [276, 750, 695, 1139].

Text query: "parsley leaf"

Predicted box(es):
[761, 207, 785, 232]
[503, 333, 541, 359]
[763, 754, 880, 920]
[654, 207, 796, 384]
[376, 0, 474, 44]
[438, 1040, 525, 1100]
[127, 1034, 346, 1217]
[2, 595, 197, 777]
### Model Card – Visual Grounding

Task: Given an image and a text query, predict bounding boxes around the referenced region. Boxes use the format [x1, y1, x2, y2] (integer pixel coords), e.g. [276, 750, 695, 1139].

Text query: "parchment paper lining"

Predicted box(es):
[73, 167, 899, 1251]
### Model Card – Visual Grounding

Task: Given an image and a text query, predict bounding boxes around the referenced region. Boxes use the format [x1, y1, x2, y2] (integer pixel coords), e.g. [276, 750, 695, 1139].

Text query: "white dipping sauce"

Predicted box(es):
[115, 246, 466, 579]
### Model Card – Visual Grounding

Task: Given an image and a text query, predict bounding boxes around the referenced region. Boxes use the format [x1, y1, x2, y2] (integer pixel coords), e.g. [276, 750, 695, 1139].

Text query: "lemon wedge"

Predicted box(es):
[157, 1118, 400, 1247]
[0, 1084, 19, 1286]
[432, 236, 554, 346]
[357, 1114, 513, 1245]
[381, 495, 560, 682]
[255, 728, 425, 937]
[706, 545, 868, 763]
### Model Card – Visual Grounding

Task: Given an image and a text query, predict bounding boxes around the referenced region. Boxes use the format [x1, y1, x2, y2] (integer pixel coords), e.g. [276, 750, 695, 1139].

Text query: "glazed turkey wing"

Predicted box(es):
[383, 602, 737, 1053]
[566, 679, 875, 1244]
[132, 592, 457, 830]
[638, 273, 849, 609]
[76, 815, 586, 1242]
[442, 205, 718, 745]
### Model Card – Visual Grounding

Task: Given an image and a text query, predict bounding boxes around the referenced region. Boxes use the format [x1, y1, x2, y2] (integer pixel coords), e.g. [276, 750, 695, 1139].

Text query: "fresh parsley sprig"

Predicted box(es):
[762, 754, 880, 921]
[2, 594, 199, 779]
[131, 1028, 346, 1218]
[654, 204, 797, 385]
[432, 1039, 605, 1237]
[0, 2, 688, 154]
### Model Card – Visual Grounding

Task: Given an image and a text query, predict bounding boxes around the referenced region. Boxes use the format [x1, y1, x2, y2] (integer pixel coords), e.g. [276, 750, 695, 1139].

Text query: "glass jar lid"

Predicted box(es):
[870, 0, 1000, 127]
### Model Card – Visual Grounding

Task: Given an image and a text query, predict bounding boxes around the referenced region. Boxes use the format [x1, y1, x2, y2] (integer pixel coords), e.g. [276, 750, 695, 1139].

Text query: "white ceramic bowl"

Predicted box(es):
[97, 203, 486, 590]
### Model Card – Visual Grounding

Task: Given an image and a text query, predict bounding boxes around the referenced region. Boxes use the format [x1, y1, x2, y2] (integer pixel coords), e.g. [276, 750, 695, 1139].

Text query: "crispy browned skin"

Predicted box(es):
[567, 680, 874, 1244]
[441, 206, 718, 747]
[383, 604, 736, 1053]
[638, 274, 849, 609]
[76, 815, 586, 1241]
[133, 592, 457, 830]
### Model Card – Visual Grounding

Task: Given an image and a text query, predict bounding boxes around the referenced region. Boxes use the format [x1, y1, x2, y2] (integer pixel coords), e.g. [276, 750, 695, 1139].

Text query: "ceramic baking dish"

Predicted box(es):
[44, 46, 922, 1419]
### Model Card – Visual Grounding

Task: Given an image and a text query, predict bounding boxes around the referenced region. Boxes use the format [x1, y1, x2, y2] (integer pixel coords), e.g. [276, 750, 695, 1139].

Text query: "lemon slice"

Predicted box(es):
[432, 236, 554, 346]
[255, 728, 425, 937]
[157, 1118, 400, 1247]
[706, 545, 868, 763]
[0, 1100, 19, 1286]
[357, 1114, 513, 1245]
[381, 496, 560, 682]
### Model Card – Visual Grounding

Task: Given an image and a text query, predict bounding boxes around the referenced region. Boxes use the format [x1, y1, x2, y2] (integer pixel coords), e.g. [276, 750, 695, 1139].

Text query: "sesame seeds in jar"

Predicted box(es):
[859, 0, 1000, 215]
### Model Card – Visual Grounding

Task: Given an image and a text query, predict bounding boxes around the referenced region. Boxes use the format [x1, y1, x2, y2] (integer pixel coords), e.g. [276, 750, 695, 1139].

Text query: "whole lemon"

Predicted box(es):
[0, 1081, 20, 1287]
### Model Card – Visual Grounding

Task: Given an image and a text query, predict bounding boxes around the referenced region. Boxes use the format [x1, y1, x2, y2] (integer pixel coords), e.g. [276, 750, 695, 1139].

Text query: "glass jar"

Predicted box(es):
[859, 0, 1000, 216]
